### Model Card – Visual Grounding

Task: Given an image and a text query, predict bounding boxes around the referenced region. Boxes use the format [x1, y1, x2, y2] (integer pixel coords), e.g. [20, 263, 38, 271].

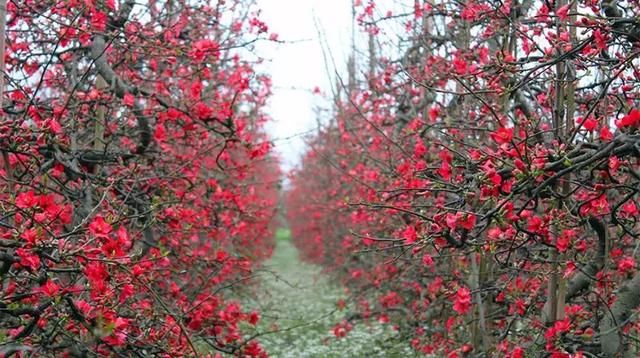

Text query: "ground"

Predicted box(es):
[241, 229, 415, 357]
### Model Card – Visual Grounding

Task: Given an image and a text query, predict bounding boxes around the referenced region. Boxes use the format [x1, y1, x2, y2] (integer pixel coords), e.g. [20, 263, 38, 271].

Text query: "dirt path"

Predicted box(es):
[242, 231, 414, 357]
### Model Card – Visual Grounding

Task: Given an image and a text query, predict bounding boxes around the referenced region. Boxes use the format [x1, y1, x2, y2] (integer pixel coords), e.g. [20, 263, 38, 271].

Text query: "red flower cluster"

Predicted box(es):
[1, 2, 278, 356]
[452, 287, 472, 314]
[616, 109, 640, 128]
[285, 2, 640, 356]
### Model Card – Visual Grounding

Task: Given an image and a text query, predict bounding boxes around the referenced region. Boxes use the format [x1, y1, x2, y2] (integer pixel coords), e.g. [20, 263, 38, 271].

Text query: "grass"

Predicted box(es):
[239, 228, 416, 357]
[274, 228, 291, 242]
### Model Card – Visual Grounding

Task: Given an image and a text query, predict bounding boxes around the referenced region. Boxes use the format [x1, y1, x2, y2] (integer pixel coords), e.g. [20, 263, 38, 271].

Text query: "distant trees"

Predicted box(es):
[287, 0, 640, 356]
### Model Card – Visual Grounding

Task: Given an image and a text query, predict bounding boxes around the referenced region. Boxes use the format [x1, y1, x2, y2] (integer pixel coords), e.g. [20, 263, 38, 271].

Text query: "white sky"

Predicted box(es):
[256, 0, 353, 172]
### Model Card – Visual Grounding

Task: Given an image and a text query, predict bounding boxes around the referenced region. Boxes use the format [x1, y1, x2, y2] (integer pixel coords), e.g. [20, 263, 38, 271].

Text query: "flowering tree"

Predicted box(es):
[0, 1, 278, 356]
[288, 0, 640, 356]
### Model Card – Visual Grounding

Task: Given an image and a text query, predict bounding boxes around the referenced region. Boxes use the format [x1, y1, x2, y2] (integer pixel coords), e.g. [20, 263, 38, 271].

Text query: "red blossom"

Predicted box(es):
[123, 93, 135, 107]
[615, 109, 640, 128]
[89, 216, 112, 238]
[189, 39, 220, 63]
[617, 256, 636, 274]
[2, 2, 280, 356]
[577, 116, 598, 132]
[401, 225, 418, 243]
[90, 11, 108, 31]
[452, 56, 468, 75]
[490, 127, 514, 144]
[20, 228, 39, 245]
[556, 3, 570, 20]
[437, 161, 452, 180]
[16, 248, 40, 270]
[15, 191, 39, 209]
[453, 286, 472, 314]
[193, 101, 214, 120]
[422, 254, 434, 267]
[593, 29, 608, 50]
[414, 140, 427, 158]
[333, 320, 353, 338]
[599, 125, 613, 140]
[39, 280, 60, 297]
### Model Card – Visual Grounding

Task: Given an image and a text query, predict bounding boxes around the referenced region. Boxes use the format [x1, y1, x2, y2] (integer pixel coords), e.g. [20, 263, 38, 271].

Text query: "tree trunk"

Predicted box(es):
[601, 274, 640, 356]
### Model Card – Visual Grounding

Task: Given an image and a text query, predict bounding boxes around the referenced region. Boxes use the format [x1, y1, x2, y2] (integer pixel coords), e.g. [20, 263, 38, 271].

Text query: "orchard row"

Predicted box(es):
[287, 1, 640, 357]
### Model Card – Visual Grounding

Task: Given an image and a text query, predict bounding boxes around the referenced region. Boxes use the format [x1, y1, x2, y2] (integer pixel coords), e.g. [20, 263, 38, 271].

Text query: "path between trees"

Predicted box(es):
[241, 230, 414, 357]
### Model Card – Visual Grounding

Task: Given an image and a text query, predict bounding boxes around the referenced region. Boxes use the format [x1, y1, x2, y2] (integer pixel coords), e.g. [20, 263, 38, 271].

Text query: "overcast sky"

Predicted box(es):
[256, 0, 353, 172]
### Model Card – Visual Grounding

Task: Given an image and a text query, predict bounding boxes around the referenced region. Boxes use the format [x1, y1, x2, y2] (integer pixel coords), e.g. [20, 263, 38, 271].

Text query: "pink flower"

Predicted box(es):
[15, 191, 39, 209]
[437, 161, 452, 181]
[556, 229, 576, 253]
[490, 127, 514, 144]
[193, 102, 213, 120]
[91, 11, 107, 31]
[593, 29, 608, 50]
[16, 248, 40, 269]
[422, 254, 434, 267]
[89, 216, 112, 238]
[20, 228, 39, 245]
[600, 126, 613, 141]
[452, 56, 468, 75]
[40, 280, 60, 297]
[556, 3, 570, 20]
[333, 320, 353, 338]
[458, 213, 476, 230]
[123, 93, 135, 107]
[617, 256, 636, 274]
[189, 39, 220, 63]
[445, 212, 477, 231]
[578, 117, 598, 132]
[616, 109, 640, 128]
[248, 311, 260, 325]
[414, 140, 427, 158]
[622, 201, 638, 217]
[453, 286, 472, 314]
[401, 225, 418, 244]
[511, 347, 525, 358]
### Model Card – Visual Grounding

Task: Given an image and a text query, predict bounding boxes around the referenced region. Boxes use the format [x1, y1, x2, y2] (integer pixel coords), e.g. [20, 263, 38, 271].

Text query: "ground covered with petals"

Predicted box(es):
[241, 230, 414, 357]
